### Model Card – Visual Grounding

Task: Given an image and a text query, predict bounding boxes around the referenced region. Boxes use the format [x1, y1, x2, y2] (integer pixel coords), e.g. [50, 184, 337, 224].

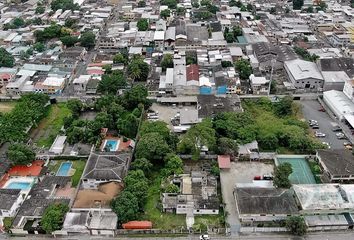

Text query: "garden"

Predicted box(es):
[48, 160, 86, 187]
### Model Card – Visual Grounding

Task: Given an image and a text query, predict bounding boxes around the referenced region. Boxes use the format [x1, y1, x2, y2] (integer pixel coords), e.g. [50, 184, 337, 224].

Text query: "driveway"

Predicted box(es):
[220, 162, 274, 236]
[300, 100, 347, 150]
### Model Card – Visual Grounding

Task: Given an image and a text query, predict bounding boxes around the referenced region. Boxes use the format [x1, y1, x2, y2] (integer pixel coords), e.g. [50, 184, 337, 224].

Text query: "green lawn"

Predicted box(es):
[48, 160, 86, 187]
[35, 103, 71, 148]
[142, 175, 186, 230]
[194, 215, 224, 228]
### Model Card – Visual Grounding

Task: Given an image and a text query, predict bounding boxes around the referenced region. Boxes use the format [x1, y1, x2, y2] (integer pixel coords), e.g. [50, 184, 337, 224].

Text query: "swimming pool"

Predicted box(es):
[104, 139, 119, 152]
[6, 182, 31, 190]
[56, 162, 72, 176]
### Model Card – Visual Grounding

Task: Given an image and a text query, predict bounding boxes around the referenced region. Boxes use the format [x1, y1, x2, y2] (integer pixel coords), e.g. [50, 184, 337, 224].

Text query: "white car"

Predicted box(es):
[322, 142, 330, 149]
[200, 235, 210, 240]
[315, 131, 326, 138]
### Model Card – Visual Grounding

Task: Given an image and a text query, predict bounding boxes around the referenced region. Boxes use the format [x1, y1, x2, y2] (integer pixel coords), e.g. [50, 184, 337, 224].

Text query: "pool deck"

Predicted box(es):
[100, 137, 133, 152]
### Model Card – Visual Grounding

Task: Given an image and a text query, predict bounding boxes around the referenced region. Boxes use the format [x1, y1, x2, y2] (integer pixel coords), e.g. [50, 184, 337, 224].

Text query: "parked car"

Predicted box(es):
[200, 235, 210, 240]
[263, 174, 273, 180]
[343, 142, 352, 147]
[315, 131, 326, 138]
[332, 126, 342, 132]
[254, 176, 262, 180]
[311, 124, 319, 129]
[345, 145, 353, 150]
[336, 132, 346, 139]
[308, 119, 318, 126]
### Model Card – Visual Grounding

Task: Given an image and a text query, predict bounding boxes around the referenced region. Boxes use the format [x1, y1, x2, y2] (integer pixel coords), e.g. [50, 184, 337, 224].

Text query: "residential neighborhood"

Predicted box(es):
[0, 0, 353, 238]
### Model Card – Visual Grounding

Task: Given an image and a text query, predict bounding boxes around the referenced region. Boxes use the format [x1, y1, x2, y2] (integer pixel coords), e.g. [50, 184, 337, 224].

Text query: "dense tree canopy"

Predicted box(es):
[80, 31, 96, 49]
[273, 163, 293, 188]
[293, 0, 304, 10]
[160, 54, 174, 72]
[41, 203, 69, 233]
[160, 9, 171, 19]
[160, 0, 177, 8]
[7, 144, 35, 166]
[286, 216, 307, 235]
[135, 132, 170, 163]
[111, 191, 139, 223]
[234, 59, 252, 80]
[130, 158, 153, 172]
[51, 0, 79, 11]
[127, 55, 150, 82]
[35, 5, 45, 14]
[137, 19, 149, 31]
[60, 35, 78, 47]
[97, 70, 127, 95]
[0, 48, 14, 67]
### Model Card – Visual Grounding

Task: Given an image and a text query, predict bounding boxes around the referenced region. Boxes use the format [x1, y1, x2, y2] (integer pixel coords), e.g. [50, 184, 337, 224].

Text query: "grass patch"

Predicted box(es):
[48, 160, 86, 187]
[308, 161, 322, 183]
[142, 174, 186, 230]
[0, 102, 16, 113]
[3, 217, 14, 230]
[35, 103, 71, 148]
[194, 215, 224, 228]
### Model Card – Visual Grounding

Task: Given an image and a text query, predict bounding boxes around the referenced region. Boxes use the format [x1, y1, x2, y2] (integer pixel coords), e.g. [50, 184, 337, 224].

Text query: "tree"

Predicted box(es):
[124, 170, 149, 207]
[130, 158, 153, 172]
[113, 53, 128, 65]
[240, 5, 246, 11]
[111, 191, 139, 223]
[195, 11, 212, 20]
[7, 144, 35, 166]
[97, 71, 127, 95]
[64, 19, 78, 28]
[160, 0, 177, 8]
[218, 137, 238, 156]
[192, 0, 199, 8]
[286, 216, 307, 236]
[135, 132, 170, 162]
[293, 0, 304, 10]
[221, 61, 233, 68]
[67, 99, 83, 117]
[306, 6, 313, 13]
[162, 154, 183, 177]
[35, 5, 45, 14]
[13, 18, 25, 28]
[160, 9, 171, 19]
[123, 84, 150, 110]
[225, 32, 235, 43]
[60, 35, 78, 47]
[177, 7, 186, 15]
[275, 96, 293, 116]
[127, 56, 149, 82]
[33, 42, 45, 52]
[273, 163, 293, 188]
[137, 18, 149, 31]
[318, 1, 327, 11]
[140, 120, 170, 140]
[165, 184, 179, 193]
[41, 203, 69, 233]
[32, 17, 43, 25]
[232, 26, 243, 37]
[80, 31, 95, 49]
[138, 0, 146, 7]
[161, 54, 174, 72]
[51, 0, 79, 11]
[234, 59, 252, 80]
[0, 48, 15, 67]
[246, 3, 253, 11]
[270, 7, 276, 14]
[117, 113, 139, 138]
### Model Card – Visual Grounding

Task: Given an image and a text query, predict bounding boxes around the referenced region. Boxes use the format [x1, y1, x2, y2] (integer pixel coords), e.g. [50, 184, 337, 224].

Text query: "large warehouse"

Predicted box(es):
[323, 90, 354, 126]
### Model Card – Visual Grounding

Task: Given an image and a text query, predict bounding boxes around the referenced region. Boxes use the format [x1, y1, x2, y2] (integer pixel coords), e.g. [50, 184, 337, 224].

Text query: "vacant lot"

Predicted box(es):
[34, 103, 71, 148]
[0, 101, 16, 113]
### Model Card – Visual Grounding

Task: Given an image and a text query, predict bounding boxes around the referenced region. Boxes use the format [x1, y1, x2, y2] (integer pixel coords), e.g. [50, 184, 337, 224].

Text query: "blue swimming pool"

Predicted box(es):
[56, 162, 72, 176]
[6, 182, 31, 190]
[105, 139, 119, 151]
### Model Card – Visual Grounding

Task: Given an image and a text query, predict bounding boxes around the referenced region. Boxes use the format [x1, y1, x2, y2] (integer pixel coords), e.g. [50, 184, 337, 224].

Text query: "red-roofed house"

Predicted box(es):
[218, 155, 231, 169]
[0, 73, 14, 87]
[186, 64, 199, 94]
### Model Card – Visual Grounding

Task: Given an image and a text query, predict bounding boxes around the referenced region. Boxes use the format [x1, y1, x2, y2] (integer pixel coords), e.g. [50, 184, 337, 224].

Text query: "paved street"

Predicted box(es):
[300, 100, 347, 150]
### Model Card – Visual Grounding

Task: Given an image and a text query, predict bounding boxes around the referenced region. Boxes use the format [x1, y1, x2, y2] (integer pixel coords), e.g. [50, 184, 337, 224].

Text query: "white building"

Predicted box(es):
[49, 136, 67, 155]
[249, 74, 269, 95]
[0, 189, 24, 218]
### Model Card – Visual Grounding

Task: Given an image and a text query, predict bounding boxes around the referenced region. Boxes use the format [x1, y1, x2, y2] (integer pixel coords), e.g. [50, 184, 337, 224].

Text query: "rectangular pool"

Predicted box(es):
[6, 182, 31, 190]
[56, 162, 72, 176]
[104, 139, 119, 151]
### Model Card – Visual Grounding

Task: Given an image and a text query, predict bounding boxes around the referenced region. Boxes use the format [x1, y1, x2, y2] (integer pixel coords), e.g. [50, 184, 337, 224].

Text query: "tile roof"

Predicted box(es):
[186, 64, 199, 81]
[0, 189, 21, 211]
[218, 155, 231, 169]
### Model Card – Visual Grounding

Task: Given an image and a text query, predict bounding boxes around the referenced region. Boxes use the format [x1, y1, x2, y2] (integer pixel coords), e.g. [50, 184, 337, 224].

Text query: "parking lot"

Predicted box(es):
[220, 162, 274, 236]
[150, 103, 197, 128]
[300, 100, 347, 150]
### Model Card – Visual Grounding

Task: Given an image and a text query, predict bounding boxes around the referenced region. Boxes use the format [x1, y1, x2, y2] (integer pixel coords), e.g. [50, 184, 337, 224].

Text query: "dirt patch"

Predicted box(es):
[0, 102, 16, 113]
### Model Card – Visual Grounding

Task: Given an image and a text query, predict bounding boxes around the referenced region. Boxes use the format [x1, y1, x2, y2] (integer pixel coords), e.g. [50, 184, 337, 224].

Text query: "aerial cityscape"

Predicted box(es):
[0, 0, 353, 239]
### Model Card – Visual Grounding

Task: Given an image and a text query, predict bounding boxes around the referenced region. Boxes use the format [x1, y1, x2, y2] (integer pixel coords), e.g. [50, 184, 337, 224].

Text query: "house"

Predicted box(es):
[6, 76, 28, 95]
[162, 171, 219, 215]
[185, 64, 199, 95]
[0, 189, 24, 218]
[11, 176, 71, 235]
[49, 136, 67, 155]
[154, 31, 165, 50]
[234, 186, 298, 222]
[316, 149, 354, 182]
[284, 59, 324, 92]
[0, 68, 17, 88]
[59, 47, 87, 61]
[81, 152, 131, 189]
[86, 78, 100, 94]
[63, 210, 118, 236]
[73, 75, 91, 94]
[35, 76, 66, 95]
[165, 26, 176, 49]
[249, 74, 269, 95]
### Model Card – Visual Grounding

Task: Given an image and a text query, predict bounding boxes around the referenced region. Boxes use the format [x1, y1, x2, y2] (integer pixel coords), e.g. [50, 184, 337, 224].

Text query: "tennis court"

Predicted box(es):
[276, 156, 316, 184]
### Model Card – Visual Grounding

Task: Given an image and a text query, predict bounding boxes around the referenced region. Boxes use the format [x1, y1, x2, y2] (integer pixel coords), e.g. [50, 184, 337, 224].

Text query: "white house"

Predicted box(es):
[0, 189, 24, 218]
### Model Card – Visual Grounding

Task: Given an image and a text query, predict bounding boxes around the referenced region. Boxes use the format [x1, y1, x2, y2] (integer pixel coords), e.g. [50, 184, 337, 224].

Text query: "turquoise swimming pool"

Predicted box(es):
[56, 162, 72, 176]
[6, 182, 31, 190]
[104, 139, 119, 151]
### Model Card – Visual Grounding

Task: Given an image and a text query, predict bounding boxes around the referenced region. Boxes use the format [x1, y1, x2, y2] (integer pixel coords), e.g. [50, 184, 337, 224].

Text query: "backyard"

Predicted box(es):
[142, 175, 186, 230]
[33, 103, 71, 148]
[0, 101, 16, 113]
[48, 160, 86, 187]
